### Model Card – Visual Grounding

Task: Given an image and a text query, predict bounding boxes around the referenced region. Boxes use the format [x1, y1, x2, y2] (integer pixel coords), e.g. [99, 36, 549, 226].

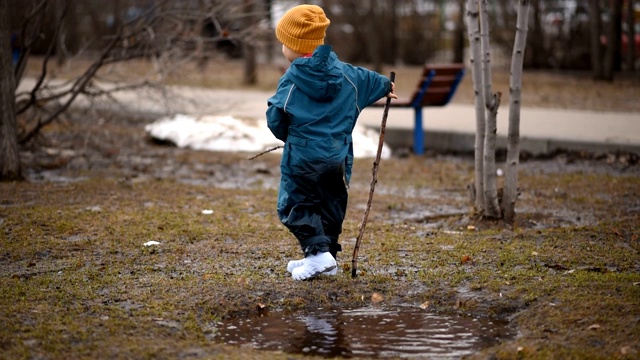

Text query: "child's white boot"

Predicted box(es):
[287, 258, 305, 273]
[287, 257, 337, 276]
[291, 252, 336, 280]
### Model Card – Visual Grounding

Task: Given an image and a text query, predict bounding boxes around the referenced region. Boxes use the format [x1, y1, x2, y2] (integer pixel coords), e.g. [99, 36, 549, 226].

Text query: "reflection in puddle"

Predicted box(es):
[214, 306, 514, 358]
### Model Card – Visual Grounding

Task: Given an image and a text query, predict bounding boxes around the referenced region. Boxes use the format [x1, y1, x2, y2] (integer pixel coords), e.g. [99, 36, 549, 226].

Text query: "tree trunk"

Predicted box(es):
[589, 0, 605, 79]
[453, 0, 465, 63]
[0, 0, 22, 181]
[502, 0, 531, 223]
[390, 0, 398, 65]
[264, 0, 273, 63]
[625, 0, 636, 71]
[603, 0, 622, 80]
[466, 0, 485, 213]
[243, 44, 257, 84]
[242, 0, 257, 85]
[368, 0, 383, 73]
[479, 0, 501, 218]
[528, 0, 546, 68]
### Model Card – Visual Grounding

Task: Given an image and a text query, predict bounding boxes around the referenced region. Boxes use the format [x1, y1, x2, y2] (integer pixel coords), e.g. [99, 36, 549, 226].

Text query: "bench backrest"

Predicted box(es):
[409, 64, 465, 108]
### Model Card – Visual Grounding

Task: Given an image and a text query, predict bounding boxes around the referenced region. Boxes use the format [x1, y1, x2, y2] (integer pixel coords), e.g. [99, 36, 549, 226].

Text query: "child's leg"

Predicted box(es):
[277, 167, 346, 279]
[277, 171, 332, 256]
[318, 169, 348, 261]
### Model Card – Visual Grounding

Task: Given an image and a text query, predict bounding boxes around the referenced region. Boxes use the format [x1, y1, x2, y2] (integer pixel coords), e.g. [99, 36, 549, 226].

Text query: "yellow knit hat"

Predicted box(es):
[276, 5, 330, 54]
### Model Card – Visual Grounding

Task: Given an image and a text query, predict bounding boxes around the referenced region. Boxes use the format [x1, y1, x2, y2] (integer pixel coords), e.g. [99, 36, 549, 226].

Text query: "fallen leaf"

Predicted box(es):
[419, 301, 430, 309]
[461, 255, 472, 264]
[256, 302, 267, 310]
[531, 251, 539, 256]
[454, 299, 462, 309]
[620, 346, 636, 355]
[371, 292, 384, 303]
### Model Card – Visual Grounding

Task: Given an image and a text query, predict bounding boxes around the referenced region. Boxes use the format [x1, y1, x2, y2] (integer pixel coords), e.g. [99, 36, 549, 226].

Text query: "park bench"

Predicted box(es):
[372, 63, 466, 155]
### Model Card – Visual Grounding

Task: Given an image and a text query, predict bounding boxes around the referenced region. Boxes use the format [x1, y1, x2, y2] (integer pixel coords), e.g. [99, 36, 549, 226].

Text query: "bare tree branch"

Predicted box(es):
[15, 0, 268, 146]
[14, 0, 48, 88]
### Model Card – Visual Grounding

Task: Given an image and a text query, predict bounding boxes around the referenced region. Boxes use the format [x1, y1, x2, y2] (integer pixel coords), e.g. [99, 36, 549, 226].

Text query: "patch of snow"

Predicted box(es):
[145, 114, 390, 159]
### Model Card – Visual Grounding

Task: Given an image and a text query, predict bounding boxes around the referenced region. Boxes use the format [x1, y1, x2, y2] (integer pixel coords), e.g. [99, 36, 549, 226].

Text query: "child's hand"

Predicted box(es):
[387, 82, 398, 99]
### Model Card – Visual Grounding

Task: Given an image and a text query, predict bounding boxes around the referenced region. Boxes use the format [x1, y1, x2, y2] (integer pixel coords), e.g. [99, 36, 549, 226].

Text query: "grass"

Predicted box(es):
[1, 142, 639, 359]
[6, 55, 640, 359]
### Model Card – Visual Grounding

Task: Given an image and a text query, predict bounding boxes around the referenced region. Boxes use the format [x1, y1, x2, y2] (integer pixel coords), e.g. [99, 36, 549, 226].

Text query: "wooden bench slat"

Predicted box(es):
[420, 64, 465, 77]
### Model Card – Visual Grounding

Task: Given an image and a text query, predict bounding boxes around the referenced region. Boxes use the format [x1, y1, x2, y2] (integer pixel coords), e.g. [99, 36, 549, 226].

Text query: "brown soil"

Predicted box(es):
[2, 61, 639, 359]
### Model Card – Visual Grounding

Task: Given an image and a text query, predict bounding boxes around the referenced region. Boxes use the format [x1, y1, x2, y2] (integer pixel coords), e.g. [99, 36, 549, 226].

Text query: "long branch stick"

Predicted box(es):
[351, 71, 395, 278]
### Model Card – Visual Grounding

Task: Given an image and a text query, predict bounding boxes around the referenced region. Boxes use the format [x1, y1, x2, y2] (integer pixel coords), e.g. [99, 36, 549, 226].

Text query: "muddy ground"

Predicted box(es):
[1, 62, 640, 359]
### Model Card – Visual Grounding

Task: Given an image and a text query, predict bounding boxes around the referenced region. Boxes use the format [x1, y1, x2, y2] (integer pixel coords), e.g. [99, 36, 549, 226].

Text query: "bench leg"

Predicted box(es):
[413, 107, 424, 155]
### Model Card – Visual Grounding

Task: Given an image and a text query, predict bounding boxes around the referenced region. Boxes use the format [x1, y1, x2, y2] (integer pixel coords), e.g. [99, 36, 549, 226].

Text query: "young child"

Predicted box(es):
[266, 4, 396, 281]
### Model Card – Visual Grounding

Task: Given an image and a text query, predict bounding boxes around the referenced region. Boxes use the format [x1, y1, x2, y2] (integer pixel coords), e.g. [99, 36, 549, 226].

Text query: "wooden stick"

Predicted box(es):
[351, 71, 395, 278]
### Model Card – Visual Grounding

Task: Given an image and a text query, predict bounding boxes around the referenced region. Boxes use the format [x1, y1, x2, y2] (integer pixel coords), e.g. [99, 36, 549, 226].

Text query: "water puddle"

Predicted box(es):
[214, 305, 514, 359]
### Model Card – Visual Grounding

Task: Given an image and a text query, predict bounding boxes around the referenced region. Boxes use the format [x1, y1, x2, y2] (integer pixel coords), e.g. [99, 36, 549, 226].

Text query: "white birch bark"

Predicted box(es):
[479, 0, 501, 218]
[465, 0, 485, 212]
[502, 0, 530, 222]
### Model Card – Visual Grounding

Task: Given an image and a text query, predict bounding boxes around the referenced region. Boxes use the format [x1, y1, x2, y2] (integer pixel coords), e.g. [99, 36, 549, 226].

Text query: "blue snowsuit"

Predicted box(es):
[266, 45, 392, 258]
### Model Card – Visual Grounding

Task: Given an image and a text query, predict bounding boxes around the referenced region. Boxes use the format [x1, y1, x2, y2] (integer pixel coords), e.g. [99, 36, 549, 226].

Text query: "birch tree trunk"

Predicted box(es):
[465, 0, 485, 213]
[0, 0, 22, 181]
[479, 0, 501, 218]
[502, 0, 530, 223]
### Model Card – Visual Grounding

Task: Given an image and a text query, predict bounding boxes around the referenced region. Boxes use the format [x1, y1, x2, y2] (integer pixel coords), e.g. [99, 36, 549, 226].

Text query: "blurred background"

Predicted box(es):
[7, 0, 639, 83]
[3, 0, 639, 181]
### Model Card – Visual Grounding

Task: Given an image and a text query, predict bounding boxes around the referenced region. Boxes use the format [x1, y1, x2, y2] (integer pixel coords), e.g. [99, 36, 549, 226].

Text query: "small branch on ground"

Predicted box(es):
[247, 145, 283, 160]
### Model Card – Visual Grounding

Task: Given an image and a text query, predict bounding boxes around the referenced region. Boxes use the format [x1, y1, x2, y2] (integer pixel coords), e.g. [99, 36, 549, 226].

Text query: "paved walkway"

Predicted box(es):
[357, 103, 640, 155]
[157, 87, 640, 156]
[18, 79, 640, 155]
